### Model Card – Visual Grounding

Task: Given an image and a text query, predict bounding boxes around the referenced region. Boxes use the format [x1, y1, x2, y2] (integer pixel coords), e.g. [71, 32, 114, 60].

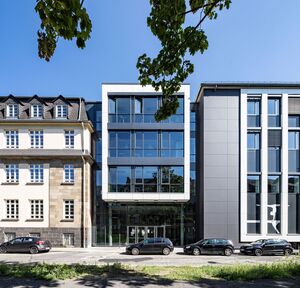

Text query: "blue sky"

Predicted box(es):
[1, 0, 300, 101]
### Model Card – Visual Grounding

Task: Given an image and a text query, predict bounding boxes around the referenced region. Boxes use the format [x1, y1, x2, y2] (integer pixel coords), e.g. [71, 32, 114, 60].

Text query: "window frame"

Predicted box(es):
[30, 130, 44, 149]
[63, 200, 74, 220]
[30, 164, 44, 183]
[30, 104, 43, 118]
[6, 130, 19, 149]
[30, 199, 44, 219]
[55, 105, 68, 119]
[65, 130, 75, 149]
[6, 164, 19, 183]
[6, 199, 19, 219]
[6, 104, 18, 118]
[64, 164, 75, 183]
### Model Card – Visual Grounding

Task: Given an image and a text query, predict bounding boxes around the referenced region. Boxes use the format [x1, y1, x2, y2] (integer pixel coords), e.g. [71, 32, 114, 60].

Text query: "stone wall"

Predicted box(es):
[0, 227, 82, 247]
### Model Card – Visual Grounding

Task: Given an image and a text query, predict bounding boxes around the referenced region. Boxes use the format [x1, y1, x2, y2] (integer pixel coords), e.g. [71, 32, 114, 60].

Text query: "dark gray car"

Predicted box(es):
[0, 237, 52, 254]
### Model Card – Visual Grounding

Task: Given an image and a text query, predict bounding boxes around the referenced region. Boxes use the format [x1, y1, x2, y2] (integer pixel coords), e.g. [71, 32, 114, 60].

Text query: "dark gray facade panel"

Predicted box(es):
[289, 98, 300, 114]
[198, 89, 240, 245]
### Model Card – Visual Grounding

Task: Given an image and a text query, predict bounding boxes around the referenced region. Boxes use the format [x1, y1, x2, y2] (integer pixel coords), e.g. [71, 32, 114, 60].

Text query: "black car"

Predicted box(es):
[184, 238, 234, 256]
[126, 237, 174, 255]
[0, 237, 52, 254]
[240, 239, 293, 256]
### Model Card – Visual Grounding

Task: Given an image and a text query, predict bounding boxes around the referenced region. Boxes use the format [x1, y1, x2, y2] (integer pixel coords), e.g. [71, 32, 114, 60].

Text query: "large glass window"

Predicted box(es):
[288, 175, 300, 234]
[135, 132, 158, 157]
[288, 131, 300, 172]
[109, 131, 131, 157]
[117, 97, 130, 122]
[143, 166, 158, 192]
[109, 97, 130, 123]
[247, 99, 260, 127]
[161, 166, 184, 193]
[268, 98, 281, 127]
[247, 132, 260, 172]
[268, 175, 281, 234]
[161, 132, 184, 157]
[247, 175, 261, 234]
[108, 166, 184, 193]
[109, 166, 131, 192]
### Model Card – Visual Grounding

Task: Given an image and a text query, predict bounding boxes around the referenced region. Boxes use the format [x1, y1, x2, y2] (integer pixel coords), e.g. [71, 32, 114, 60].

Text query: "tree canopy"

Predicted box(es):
[35, 0, 231, 120]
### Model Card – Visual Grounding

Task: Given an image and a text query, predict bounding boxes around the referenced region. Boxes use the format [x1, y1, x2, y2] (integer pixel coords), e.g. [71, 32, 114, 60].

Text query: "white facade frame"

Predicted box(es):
[102, 84, 190, 202]
[241, 89, 300, 242]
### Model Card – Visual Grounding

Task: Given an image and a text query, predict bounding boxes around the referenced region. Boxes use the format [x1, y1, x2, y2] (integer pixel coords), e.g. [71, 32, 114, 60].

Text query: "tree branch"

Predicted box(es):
[181, 1, 222, 15]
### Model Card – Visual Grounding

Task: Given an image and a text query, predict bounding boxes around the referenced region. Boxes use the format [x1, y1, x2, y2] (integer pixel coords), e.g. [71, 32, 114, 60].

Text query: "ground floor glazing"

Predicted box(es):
[92, 203, 196, 246]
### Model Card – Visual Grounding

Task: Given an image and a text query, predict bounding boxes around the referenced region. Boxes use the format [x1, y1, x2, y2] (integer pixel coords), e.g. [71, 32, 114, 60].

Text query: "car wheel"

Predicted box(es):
[254, 249, 262, 256]
[0, 246, 7, 254]
[29, 247, 39, 254]
[162, 247, 171, 255]
[192, 248, 201, 256]
[284, 249, 292, 256]
[224, 248, 233, 256]
[131, 248, 140, 255]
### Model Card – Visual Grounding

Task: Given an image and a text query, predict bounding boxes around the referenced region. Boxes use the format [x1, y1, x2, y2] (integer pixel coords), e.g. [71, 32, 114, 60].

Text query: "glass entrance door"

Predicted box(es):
[127, 226, 166, 244]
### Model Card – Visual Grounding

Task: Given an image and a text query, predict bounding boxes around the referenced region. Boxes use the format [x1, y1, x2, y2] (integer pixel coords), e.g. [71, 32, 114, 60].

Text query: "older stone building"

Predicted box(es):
[0, 95, 93, 247]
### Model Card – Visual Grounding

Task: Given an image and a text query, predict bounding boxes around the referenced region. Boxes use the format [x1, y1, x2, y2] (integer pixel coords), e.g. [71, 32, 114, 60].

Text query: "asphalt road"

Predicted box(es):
[0, 247, 298, 266]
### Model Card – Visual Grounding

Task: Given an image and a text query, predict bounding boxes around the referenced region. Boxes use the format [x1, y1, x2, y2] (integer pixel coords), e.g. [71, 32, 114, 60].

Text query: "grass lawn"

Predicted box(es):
[0, 261, 299, 282]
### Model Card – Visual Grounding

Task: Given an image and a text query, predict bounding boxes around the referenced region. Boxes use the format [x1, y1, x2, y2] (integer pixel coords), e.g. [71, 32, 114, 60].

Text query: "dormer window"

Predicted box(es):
[6, 104, 18, 118]
[55, 105, 68, 119]
[31, 104, 43, 118]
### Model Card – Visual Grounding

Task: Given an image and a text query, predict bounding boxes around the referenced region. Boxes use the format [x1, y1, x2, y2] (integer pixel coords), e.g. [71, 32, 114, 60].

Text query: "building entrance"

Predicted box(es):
[127, 226, 166, 244]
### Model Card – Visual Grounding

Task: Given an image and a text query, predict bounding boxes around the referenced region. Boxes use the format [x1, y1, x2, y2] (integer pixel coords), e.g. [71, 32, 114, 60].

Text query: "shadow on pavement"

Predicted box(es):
[0, 277, 61, 288]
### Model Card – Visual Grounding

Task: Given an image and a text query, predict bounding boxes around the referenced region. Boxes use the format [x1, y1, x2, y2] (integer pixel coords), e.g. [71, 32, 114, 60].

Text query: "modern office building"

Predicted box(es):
[0, 95, 93, 247]
[196, 83, 300, 246]
[87, 84, 197, 246]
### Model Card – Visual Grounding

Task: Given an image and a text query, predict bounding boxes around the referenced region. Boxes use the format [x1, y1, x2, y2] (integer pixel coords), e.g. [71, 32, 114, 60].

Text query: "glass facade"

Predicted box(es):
[108, 166, 184, 193]
[86, 97, 196, 246]
[108, 131, 184, 157]
[108, 95, 184, 123]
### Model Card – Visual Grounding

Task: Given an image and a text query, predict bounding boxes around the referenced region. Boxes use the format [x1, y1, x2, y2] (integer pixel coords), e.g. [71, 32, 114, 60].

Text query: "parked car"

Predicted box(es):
[184, 238, 234, 256]
[126, 237, 174, 255]
[240, 239, 293, 256]
[0, 237, 52, 254]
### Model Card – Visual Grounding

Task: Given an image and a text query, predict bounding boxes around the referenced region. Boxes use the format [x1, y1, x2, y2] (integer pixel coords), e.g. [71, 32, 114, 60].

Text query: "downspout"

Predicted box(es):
[79, 98, 86, 247]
